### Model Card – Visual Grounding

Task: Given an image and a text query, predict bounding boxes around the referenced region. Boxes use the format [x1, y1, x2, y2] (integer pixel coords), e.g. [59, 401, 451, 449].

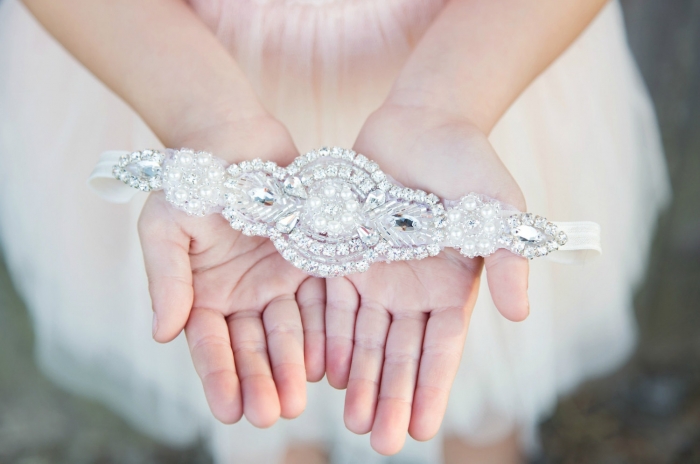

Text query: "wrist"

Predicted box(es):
[165, 111, 299, 167]
[354, 103, 526, 210]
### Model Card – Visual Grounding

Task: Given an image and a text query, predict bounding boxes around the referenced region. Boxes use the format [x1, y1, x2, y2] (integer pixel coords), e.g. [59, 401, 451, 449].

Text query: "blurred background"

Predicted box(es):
[1, 0, 699, 463]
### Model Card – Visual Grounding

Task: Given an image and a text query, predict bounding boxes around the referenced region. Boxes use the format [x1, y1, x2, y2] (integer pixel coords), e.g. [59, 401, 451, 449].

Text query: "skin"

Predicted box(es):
[138, 118, 328, 427]
[21, 0, 609, 456]
[326, 105, 530, 454]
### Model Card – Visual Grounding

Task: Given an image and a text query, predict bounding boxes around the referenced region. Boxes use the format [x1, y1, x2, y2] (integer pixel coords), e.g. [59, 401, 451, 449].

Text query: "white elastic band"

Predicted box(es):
[88, 150, 139, 203]
[547, 222, 601, 264]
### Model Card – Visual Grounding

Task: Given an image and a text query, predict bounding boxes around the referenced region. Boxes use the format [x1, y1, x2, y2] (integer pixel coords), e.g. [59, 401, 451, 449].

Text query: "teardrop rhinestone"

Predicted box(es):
[249, 187, 276, 206]
[363, 189, 386, 211]
[276, 210, 300, 234]
[556, 231, 568, 245]
[283, 176, 307, 199]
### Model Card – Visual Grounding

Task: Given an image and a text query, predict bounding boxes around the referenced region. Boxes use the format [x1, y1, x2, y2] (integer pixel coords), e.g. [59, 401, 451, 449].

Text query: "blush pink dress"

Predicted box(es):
[0, 0, 670, 462]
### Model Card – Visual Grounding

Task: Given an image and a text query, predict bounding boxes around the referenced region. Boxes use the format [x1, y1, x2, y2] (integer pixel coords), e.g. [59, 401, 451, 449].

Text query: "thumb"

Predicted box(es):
[138, 194, 194, 342]
[484, 249, 529, 322]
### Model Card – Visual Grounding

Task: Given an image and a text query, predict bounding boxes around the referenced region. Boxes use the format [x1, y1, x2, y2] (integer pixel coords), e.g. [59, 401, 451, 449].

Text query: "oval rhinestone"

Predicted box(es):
[392, 215, 421, 232]
[126, 159, 162, 179]
[512, 225, 544, 244]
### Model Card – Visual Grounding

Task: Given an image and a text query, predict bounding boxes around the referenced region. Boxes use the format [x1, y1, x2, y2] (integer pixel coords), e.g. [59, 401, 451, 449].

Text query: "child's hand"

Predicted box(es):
[138, 117, 326, 427]
[325, 104, 530, 455]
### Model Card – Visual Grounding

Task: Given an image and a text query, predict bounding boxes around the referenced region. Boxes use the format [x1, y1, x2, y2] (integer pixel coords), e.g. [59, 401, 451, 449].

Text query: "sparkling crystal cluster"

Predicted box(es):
[502, 213, 568, 259]
[112, 146, 570, 277]
[160, 149, 227, 216]
[214, 148, 445, 277]
[113, 150, 165, 192]
[443, 194, 504, 258]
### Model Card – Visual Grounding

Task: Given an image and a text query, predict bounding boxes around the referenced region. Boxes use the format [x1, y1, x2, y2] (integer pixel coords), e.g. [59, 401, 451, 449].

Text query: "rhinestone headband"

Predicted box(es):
[92, 147, 601, 277]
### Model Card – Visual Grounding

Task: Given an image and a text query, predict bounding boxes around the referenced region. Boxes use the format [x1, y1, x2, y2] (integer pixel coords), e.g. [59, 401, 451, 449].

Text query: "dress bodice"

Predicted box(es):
[185, 0, 446, 150]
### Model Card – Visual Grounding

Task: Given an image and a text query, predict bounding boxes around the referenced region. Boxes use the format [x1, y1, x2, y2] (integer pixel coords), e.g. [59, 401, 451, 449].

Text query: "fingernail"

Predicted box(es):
[152, 313, 159, 338]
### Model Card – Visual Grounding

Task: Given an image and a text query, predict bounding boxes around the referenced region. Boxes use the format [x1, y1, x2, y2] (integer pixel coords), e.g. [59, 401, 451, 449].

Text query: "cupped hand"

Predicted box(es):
[324, 104, 530, 454]
[138, 117, 327, 427]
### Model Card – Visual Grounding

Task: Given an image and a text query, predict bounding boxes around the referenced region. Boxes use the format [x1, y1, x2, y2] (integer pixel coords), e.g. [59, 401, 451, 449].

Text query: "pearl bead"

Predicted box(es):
[199, 186, 215, 201]
[447, 210, 463, 223]
[314, 215, 328, 232]
[340, 186, 354, 200]
[323, 185, 337, 198]
[308, 196, 323, 209]
[196, 152, 212, 166]
[483, 220, 497, 234]
[463, 197, 477, 211]
[187, 199, 202, 212]
[462, 239, 476, 252]
[345, 200, 359, 212]
[480, 205, 495, 218]
[178, 152, 193, 166]
[449, 226, 464, 241]
[207, 165, 223, 180]
[340, 212, 355, 225]
[167, 168, 182, 182]
[327, 220, 342, 235]
[478, 239, 492, 250]
[174, 188, 189, 203]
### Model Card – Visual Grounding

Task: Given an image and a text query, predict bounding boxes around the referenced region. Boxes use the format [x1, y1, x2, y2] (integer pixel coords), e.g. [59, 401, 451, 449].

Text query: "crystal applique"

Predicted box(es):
[503, 213, 567, 259]
[114, 150, 166, 194]
[111, 147, 591, 276]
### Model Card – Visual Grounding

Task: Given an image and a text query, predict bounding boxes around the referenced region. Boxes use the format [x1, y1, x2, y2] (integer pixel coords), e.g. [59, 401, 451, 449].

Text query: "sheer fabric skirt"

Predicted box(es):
[0, 0, 670, 462]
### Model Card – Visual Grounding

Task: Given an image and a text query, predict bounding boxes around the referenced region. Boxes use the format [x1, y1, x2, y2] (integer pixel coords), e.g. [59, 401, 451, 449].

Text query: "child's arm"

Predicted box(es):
[332, 0, 610, 454]
[23, 0, 313, 428]
[388, 0, 609, 134]
[22, 0, 287, 154]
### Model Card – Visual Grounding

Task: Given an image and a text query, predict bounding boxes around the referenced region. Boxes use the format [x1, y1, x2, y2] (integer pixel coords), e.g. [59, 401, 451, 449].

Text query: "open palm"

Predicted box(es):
[325, 252, 480, 454]
[324, 104, 532, 454]
[137, 122, 326, 428]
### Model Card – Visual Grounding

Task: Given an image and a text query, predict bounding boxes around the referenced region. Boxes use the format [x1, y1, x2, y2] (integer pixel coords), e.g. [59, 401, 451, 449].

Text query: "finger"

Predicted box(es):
[228, 311, 281, 428]
[138, 195, 193, 343]
[409, 306, 470, 441]
[297, 277, 326, 382]
[325, 277, 360, 389]
[263, 296, 307, 419]
[344, 302, 390, 435]
[485, 249, 530, 321]
[185, 307, 242, 424]
[370, 314, 427, 455]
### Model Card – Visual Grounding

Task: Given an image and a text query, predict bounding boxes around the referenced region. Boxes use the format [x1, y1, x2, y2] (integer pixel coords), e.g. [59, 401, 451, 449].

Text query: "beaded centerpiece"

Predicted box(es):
[113, 147, 568, 277]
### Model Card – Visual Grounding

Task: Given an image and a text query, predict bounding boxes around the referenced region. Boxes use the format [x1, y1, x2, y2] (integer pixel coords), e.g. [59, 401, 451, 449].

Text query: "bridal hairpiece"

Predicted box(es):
[90, 147, 601, 277]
